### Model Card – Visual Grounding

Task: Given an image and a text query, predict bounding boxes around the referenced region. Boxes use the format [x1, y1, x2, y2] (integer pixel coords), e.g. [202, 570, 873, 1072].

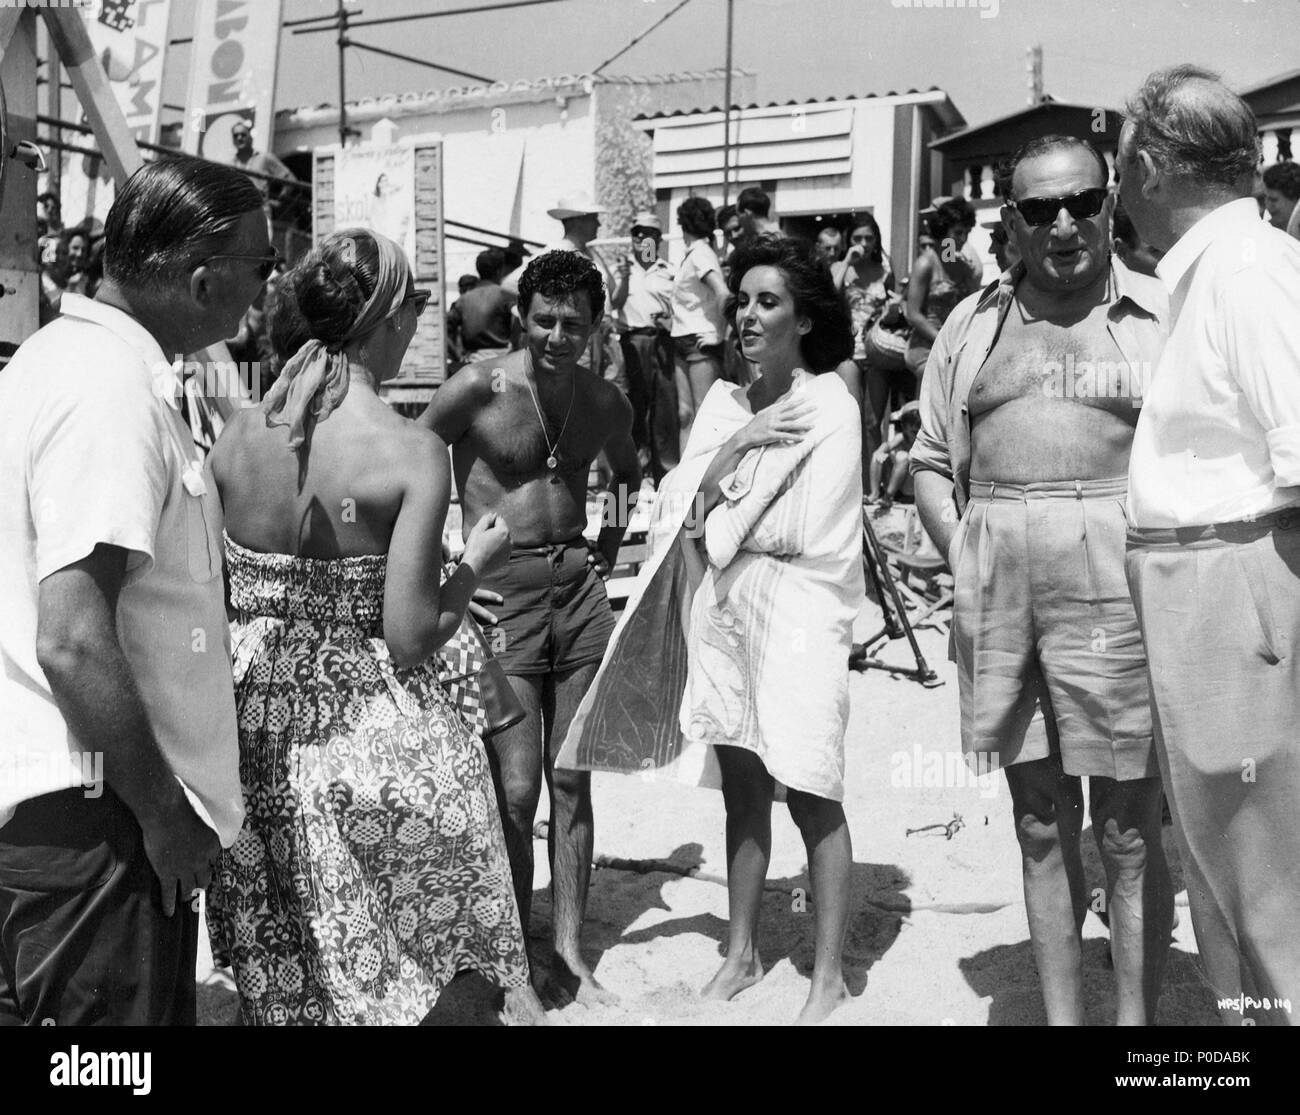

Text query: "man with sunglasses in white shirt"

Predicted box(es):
[1119, 66, 1300, 1027]
[912, 135, 1173, 1025]
[0, 157, 271, 1025]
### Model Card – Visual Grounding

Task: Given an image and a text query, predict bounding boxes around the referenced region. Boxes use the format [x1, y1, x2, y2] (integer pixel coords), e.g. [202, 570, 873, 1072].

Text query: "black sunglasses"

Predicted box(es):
[203, 250, 282, 281]
[404, 287, 432, 317]
[1010, 187, 1109, 228]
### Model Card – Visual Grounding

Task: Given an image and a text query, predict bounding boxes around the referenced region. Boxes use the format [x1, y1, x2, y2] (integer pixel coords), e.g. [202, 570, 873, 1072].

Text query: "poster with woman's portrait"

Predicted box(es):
[315, 139, 445, 397]
[333, 145, 416, 261]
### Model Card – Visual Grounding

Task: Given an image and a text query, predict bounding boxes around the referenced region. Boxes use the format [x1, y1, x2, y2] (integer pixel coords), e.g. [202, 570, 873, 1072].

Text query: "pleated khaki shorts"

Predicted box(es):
[950, 477, 1157, 781]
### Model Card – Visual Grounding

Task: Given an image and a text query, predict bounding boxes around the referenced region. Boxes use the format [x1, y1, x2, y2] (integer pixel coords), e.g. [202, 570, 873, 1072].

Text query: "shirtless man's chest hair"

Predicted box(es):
[430, 352, 628, 548]
[969, 278, 1140, 485]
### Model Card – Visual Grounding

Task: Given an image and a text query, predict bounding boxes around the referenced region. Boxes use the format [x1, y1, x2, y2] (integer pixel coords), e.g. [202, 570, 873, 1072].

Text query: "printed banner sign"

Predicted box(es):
[313, 140, 447, 393]
[182, 0, 284, 161]
[58, 0, 174, 227]
[332, 144, 417, 262]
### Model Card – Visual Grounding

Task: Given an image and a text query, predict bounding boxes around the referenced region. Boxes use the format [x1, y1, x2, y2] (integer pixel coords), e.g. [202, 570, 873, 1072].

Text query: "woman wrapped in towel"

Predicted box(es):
[557, 234, 863, 1024]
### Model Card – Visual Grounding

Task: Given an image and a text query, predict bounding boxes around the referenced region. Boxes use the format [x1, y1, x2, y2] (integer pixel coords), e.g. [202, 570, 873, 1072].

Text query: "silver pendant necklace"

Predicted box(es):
[522, 353, 576, 471]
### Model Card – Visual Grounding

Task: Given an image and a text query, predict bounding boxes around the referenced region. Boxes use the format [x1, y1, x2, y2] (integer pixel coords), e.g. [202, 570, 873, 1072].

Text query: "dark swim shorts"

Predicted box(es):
[478, 537, 616, 676]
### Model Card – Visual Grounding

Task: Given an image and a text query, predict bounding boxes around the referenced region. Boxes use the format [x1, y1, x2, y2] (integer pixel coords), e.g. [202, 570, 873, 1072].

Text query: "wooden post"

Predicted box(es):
[2, 6, 241, 418]
[0, 9, 40, 353]
[721, 0, 734, 205]
[43, 8, 144, 186]
[43, 21, 60, 199]
[338, 0, 349, 148]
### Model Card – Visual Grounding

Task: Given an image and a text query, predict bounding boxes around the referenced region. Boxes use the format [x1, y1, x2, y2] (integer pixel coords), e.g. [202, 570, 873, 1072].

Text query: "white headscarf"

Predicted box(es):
[262, 228, 409, 450]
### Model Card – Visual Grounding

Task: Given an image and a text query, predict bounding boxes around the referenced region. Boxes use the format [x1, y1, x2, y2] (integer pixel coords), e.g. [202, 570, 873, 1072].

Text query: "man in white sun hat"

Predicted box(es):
[546, 192, 606, 257]
[504, 192, 611, 300]
[544, 192, 625, 392]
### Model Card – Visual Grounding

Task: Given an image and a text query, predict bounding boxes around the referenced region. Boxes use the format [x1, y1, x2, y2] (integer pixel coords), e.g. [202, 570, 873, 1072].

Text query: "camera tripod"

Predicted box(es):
[849, 507, 943, 688]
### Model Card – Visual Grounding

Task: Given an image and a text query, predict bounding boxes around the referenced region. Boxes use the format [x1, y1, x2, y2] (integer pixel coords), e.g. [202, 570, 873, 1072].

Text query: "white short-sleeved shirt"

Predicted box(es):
[1128, 198, 1300, 528]
[621, 258, 674, 330]
[671, 240, 726, 344]
[0, 294, 244, 845]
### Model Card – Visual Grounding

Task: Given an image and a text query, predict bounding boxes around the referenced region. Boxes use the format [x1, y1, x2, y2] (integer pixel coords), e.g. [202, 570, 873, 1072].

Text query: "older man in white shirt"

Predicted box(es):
[0, 157, 270, 1025]
[1118, 64, 1300, 1026]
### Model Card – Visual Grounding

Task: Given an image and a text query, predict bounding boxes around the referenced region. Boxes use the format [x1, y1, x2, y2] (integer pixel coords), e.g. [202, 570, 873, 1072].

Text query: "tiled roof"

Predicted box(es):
[636, 86, 965, 131]
[275, 68, 754, 125]
[636, 85, 955, 119]
[929, 97, 1122, 154]
[1239, 67, 1300, 97]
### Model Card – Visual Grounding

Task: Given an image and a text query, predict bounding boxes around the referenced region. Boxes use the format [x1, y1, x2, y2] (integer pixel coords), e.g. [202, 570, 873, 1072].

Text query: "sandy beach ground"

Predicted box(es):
[197, 562, 1221, 1027]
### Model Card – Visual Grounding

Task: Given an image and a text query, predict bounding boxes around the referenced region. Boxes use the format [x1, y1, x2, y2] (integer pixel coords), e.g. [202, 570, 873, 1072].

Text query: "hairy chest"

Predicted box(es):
[462, 388, 609, 481]
[971, 308, 1136, 417]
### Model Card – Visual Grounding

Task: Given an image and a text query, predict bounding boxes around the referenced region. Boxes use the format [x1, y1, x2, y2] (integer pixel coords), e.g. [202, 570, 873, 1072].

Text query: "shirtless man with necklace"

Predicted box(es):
[421, 251, 640, 1007]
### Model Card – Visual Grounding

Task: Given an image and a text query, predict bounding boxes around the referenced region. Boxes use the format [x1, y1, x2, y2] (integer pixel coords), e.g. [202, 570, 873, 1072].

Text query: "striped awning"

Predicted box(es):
[650, 107, 854, 190]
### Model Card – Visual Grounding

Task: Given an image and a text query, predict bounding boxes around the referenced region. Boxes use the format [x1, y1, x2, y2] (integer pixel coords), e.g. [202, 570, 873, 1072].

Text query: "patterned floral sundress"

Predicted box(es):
[206, 533, 529, 1025]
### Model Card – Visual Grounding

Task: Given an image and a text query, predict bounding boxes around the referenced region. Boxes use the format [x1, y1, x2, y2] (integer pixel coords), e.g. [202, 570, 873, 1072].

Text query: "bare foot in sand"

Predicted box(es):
[700, 952, 764, 1001]
[501, 985, 551, 1026]
[531, 962, 575, 1010]
[553, 950, 620, 1007]
[794, 978, 849, 1025]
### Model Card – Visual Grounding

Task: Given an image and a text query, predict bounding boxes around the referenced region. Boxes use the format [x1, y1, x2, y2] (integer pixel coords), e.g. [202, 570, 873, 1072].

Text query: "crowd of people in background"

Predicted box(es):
[6, 57, 1300, 1030]
[438, 184, 989, 505]
[32, 116, 1282, 508]
[36, 192, 106, 324]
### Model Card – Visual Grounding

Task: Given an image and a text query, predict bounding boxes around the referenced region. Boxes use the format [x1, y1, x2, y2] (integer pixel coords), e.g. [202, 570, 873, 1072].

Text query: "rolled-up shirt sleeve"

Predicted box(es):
[1223, 263, 1300, 488]
[909, 329, 955, 480]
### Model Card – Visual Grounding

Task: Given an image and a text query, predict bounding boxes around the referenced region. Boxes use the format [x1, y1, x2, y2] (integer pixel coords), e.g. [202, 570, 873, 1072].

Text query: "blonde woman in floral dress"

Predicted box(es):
[205, 229, 542, 1025]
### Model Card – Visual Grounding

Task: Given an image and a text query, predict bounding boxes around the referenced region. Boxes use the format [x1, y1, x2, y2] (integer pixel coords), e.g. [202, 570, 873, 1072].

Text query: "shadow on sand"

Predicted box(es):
[958, 821, 1219, 1025]
[521, 843, 912, 1006]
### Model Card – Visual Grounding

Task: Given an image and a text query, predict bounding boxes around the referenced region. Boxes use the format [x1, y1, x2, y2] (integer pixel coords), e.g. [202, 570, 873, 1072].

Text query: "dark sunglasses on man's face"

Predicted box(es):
[404, 288, 432, 317]
[1010, 187, 1109, 228]
[203, 250, 282, 281]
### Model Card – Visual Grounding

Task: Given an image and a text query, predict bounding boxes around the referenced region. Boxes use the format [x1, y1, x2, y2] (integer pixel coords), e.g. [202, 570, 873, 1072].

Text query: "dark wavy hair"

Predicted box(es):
[927, 199, 975, 243]
[1263, 161, 1300, 202]
[516, 250, 605, 319]
[1008, 135, 1110, 199]
[266, 276, 309, 372]
[676, 195, 716, 240]
[104, 156, 264, 289]
[288, 229, 412, 349]
[850, 212, 884, 265]
[475, 246, 507, 279]
[737, 186, 771, 218]
[725, 234, 853, 373]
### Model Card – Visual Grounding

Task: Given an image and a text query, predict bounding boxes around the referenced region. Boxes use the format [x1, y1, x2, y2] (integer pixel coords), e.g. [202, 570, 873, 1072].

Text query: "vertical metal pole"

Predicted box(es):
[45, 29, 60, 198]
[721, 0, 733, 205]
[338, 0, 349, 147]
[1026, 43, 1043, 106]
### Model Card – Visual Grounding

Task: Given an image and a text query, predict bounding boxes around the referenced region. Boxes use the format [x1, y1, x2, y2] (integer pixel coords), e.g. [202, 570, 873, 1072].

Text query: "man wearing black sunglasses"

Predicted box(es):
[912, 134, 1173, 1026]
[0, 157, 269, 1025]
